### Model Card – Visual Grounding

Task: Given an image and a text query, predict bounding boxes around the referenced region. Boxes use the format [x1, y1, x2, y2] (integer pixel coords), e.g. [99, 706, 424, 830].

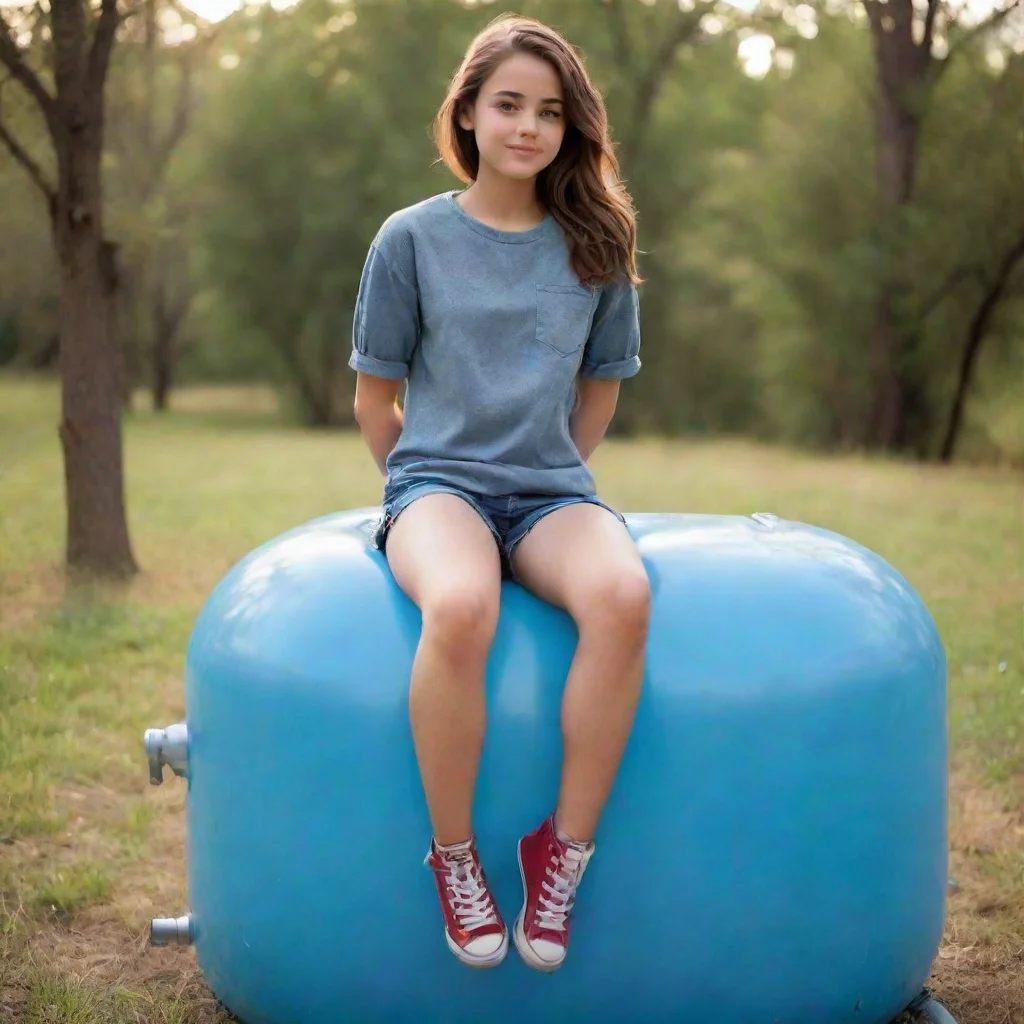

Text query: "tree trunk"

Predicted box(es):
[52, 96, 137, 576]
[866, 295, 905, 449]
[2, 0, 136, 577]
[864, 0, 934, 451]
[152, 325, 173, 413]
[151, 280, 189, 413]
[119, 261, 141, 410]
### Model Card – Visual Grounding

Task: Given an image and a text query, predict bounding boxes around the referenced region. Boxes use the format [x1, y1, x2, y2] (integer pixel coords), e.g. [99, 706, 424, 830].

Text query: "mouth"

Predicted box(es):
[507, 144, 542, 155]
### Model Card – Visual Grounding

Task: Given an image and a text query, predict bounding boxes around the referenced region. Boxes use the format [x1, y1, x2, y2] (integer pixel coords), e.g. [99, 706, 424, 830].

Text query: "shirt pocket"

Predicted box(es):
[535, 284, 596, 358]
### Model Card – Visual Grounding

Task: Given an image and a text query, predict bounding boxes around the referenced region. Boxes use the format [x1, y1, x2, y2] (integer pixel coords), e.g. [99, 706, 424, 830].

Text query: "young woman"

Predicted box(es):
[350, 14, 650, 973]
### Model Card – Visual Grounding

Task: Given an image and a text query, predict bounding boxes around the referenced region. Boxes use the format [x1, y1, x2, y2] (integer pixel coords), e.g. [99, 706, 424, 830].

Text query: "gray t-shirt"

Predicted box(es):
[349, 190, 641, 498]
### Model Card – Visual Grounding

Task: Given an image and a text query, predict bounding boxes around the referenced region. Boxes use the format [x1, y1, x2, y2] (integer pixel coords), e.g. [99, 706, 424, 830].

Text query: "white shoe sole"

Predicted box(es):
[512, 839, 565, 973]
[445, 926, 509, 969]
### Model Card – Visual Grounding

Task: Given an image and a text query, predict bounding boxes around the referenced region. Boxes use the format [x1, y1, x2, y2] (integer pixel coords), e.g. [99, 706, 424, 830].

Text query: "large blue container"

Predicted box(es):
[171, 509, 948, 1023]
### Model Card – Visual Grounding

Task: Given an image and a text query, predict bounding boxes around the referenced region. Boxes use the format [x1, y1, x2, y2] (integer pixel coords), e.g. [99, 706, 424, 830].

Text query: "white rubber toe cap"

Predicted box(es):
[465, 932, 505, 959]
[527, 937, 565, 966]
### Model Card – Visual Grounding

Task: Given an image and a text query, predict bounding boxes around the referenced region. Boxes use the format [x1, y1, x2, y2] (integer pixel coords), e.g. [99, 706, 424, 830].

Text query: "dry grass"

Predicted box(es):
[931, 769, 1024, 1023]
[1, 376, 1022, 1022]
[2, 766, 1020, 1023]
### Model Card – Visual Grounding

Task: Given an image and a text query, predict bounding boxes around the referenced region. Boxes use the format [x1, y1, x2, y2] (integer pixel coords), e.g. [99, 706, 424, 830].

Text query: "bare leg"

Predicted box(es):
[511, 503, 650, 843]
[384, 493, 503, 846]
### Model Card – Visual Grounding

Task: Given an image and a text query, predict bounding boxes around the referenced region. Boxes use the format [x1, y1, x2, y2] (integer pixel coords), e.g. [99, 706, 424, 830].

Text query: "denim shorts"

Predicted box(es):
[373, 479, 627, 580]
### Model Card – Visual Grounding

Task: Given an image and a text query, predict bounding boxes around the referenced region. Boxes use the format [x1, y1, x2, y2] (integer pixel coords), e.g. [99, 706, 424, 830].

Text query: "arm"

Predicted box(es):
[571, 377, 621, 461]
[353, 372, 404, 476]
[347, 228, 420, 475]
[574, 278, 641, 458]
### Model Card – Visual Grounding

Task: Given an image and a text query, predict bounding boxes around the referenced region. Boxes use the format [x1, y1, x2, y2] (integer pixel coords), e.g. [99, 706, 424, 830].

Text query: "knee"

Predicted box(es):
[576, 567, 652, 640]
[421, 585, 499, 654]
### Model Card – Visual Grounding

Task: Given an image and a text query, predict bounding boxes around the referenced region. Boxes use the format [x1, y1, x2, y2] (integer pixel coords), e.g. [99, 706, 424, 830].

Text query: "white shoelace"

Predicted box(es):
[536, 845, 587, 932]
[444, 853, 497, 931]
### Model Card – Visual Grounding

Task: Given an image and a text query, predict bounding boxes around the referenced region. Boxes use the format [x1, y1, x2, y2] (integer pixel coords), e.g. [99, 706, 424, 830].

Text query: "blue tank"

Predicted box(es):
[148, 509, 949, 1024]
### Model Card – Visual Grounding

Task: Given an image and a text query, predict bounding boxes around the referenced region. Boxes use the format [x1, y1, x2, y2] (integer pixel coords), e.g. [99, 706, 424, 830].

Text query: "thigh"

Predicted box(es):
[509, 501, 649, 621]
[384, 492, 503, 613]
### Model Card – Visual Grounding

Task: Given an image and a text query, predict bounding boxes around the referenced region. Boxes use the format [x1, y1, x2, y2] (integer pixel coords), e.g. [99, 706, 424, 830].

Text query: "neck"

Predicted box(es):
[458, 167, 546, 231]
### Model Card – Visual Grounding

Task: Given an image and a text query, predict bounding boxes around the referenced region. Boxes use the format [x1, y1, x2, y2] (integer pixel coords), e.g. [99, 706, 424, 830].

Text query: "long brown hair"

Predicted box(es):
[434, 15, 641, 288]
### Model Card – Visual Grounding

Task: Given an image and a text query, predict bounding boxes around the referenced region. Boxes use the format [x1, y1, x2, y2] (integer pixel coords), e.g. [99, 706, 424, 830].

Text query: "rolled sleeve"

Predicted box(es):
[350, 235, 420, 380]
[582, 353, 641, 380]
[348, 349, 409, 380]
[580, 278, 641, 380]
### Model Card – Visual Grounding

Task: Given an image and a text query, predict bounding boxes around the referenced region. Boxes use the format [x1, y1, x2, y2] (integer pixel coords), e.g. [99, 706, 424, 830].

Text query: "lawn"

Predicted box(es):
[1, 374, 1022, 1023]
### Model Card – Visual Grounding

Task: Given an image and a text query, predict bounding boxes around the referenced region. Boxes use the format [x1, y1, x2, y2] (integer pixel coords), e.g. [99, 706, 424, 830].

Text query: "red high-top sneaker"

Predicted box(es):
[425, 836, 508, 968]
[513, 815, 594, 972]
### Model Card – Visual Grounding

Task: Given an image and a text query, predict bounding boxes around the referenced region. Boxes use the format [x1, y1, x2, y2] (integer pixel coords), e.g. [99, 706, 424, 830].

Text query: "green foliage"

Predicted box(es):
[911, 51, 1024, 431]
[190, 0, 478, 424]
[0, 0, 1021, 456]
[0, 122, 58, 369]
[726, 14, 882, 447]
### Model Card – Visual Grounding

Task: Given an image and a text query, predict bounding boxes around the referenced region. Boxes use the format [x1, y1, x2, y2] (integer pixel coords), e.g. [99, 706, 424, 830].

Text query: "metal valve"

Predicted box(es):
[151, 913, 194, 946]
[144, 721, 189, 785]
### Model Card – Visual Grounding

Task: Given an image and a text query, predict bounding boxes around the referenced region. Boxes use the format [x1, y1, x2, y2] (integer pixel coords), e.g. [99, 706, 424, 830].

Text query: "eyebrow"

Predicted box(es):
[492, 90, 563, 105]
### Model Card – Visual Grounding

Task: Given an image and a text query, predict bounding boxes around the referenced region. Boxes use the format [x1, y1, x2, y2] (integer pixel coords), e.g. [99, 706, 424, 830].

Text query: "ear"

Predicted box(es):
[457, 101, 475, 132]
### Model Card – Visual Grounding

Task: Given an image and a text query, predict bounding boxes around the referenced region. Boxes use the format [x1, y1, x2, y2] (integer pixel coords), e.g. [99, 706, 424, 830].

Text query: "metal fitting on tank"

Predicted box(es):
[144, 721, 189, 785]
[150, 913, 194, 946]
[906, 989, 960, 1024]
[750, 512, 780, 529]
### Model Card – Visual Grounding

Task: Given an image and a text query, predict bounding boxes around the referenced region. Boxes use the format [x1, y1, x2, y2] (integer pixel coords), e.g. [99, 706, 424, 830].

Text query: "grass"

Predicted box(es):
[1, 372, 1022, 1022]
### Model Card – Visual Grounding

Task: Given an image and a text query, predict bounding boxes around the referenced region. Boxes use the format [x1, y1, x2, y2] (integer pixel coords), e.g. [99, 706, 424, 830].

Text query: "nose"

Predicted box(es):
[517, 114, 539, 137]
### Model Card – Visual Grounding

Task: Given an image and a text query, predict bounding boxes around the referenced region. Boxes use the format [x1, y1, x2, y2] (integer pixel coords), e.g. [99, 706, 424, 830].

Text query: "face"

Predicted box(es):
[459, 51, 567, 182]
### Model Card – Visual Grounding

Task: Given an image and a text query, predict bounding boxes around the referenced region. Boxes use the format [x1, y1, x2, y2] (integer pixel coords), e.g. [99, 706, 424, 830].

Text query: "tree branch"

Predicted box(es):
[136, 22, 216, 204]
[936, 0, 1022, 79]
[166, 284, 192, 344]
[938, 226, 1024, 461]
[918, 262, 984, 320]
[605, 0, 633, 76]
[0, 117, 55, 208]
[145, 65, 190, 194]
[996, 230, 1024, 284]
[922, 0, 941, 53]
[118, 0, 149, 26]
[623, 7, 704, 166]
[0, 77, 55, 207]
[88, 0, 121, 92]
[0, 10, 54, 120]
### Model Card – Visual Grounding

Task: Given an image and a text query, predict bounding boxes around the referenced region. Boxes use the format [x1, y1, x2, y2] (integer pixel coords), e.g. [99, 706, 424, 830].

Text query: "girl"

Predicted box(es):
[349, 14, 650, 973]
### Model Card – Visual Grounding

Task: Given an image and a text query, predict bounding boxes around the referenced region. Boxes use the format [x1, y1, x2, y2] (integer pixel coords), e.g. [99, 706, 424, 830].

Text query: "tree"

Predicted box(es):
[909, 47, 1024, 461]
[861, 0, 1022, 451]
[0, 0, 137, 577]
[707, 5, 1024, 458]
[107, 0, 212, 411]
[938, 229, 1024, 460]
[196, 0, 470, 427]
